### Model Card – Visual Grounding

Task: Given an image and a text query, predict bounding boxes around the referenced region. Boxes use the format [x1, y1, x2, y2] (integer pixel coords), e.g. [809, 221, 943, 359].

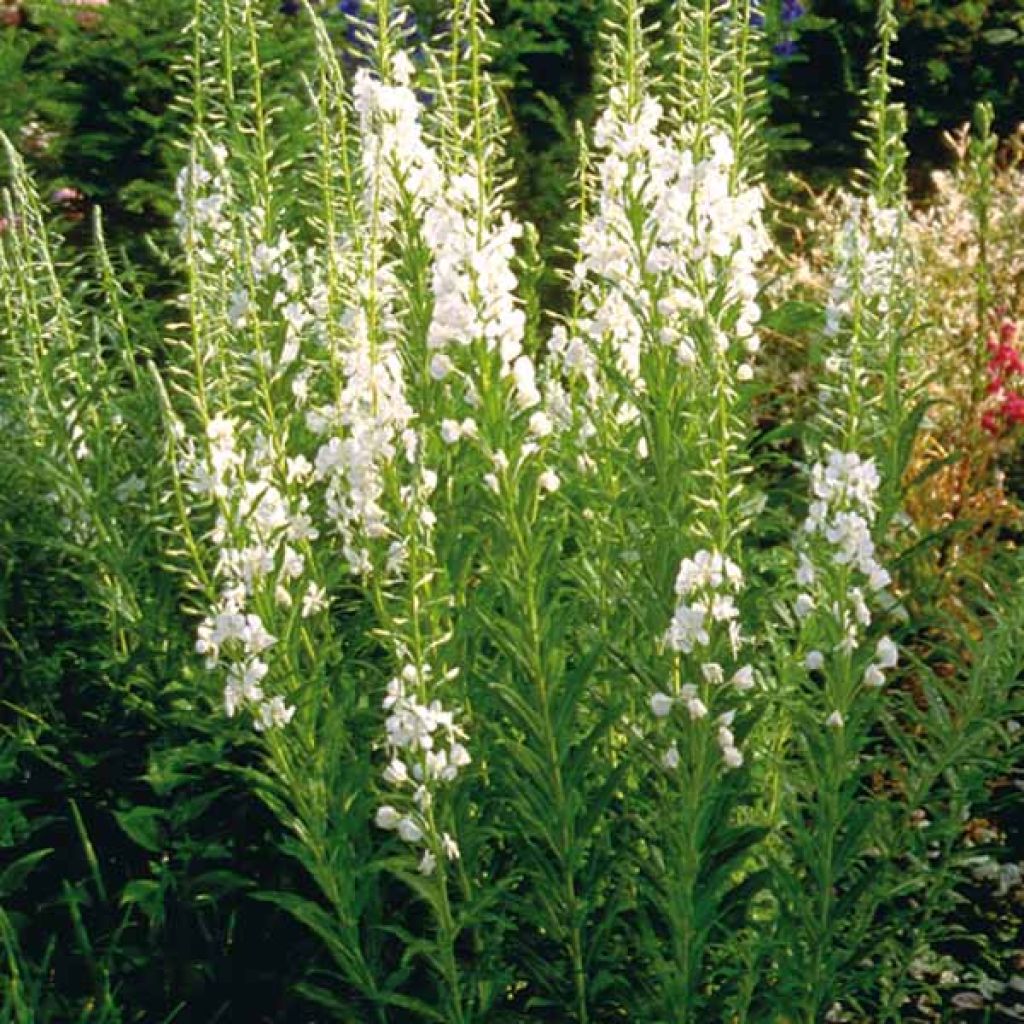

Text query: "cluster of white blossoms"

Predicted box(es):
[817, 200, 907, 458]
[423, 174, 532, 404]
[553, 86, 768, 431]
[174, 143, 331, 400]
[173, 148, 332, 731]
[352, 53, 443, 224]
[173, 145, 233, 260]
[303, 58, 427, 576]
[345, 61, 478, 873]
[352, 54, 536, 417]
[232, 225, 330, 383]
[824, 196, 904, 338]
[665, 549, 745, 656]
[797, 451, 900, 708]
[657, 704, 746, 772]
[658, 550, 755, 769]
[375, 663, 469, 876]
[189, 415, 322, 731]
[308, 282, 417, 576]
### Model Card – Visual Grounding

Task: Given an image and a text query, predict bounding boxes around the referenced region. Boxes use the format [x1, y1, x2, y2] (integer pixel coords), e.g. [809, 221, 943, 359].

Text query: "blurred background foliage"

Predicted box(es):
[779, 0, 1024, 175]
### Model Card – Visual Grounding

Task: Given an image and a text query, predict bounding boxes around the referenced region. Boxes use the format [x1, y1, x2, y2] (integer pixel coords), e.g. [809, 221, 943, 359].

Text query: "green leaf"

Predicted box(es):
[0, 848, 52, 899]
[120, 878, 164, 924]
[113, 805, 164, 853]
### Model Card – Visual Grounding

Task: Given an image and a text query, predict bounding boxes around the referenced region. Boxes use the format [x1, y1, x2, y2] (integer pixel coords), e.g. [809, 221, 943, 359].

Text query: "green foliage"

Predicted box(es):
[0, 1, 189, 264]
[778, 0, 1024, 174]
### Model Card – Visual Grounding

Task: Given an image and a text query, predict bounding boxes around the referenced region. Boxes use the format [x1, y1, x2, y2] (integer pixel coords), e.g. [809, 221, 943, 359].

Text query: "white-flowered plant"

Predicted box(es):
[4, 0, 1023, 1021]
[554, 86, 768, 455]
[795, 450, 897, 689]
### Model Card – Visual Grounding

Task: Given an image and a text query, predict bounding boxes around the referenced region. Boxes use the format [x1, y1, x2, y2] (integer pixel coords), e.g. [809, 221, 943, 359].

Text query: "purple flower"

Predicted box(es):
[750, 1, 806, 34]
[781, 0, 805, 24]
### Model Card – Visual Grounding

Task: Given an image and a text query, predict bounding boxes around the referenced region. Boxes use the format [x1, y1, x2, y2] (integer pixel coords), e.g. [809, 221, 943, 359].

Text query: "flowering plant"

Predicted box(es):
[982, 317, 1024, 436]
[1, 0, 1022, 1021]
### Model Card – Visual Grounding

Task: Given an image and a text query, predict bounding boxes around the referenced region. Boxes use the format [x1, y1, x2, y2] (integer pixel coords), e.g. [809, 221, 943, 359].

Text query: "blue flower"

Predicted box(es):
[781, 0, 805, 25]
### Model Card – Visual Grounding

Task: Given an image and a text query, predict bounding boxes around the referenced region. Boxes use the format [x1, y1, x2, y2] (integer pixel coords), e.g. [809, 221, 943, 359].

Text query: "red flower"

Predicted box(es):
[979, 316, 1024, 434]
[1003, 392, 1024, 424]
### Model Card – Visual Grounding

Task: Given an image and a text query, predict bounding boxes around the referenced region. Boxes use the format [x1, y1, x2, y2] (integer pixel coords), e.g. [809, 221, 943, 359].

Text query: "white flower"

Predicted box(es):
[397, 818, 424, 844]
[206, 414, 236, 446]
[441, 833, 460, 861]
[529, 411, 553, 437]
[665, 603, 710, 653]
[650, 692, 674, 718]
[710, 594, 739, 622]
[663, 743, 680, 769]
[392, 50, 416, 86]
[243, 615, 277, 656]
[424, 750, 449, 782]
[722, 746, 743, 769]
[418, 850, 437, 875]
[850, 587, 871, 627]
[224, 679, 244, 718]
[701, 663, 724, 685]
[863, 664, 886, 689]
[796, 554, 816, 586]
[440, 419, 462, 444]
[805, 649, 825, 671]
[795, 593, 815, 619]
[449, 742, 471, 769]
[227, 658, 268, 704]
[383, 759, 409, 785]
[375, 805, 401, 830]
[254, 696, 295, 732]
[686, 697, 708, 721]
[301, 582, 329, 619]
[430, 353, 454, 380]
[868, 566, 892, 590]
[538, 469, 561, 494]
[731, 665, 755, 692]
[875, 635, 898, 669]
[826, 710, 844, 729]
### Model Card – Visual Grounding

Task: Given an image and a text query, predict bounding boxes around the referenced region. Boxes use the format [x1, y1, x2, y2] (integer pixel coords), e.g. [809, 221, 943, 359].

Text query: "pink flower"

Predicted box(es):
[1003, 391, 1024, 424]
[52, 186, 84, 205]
